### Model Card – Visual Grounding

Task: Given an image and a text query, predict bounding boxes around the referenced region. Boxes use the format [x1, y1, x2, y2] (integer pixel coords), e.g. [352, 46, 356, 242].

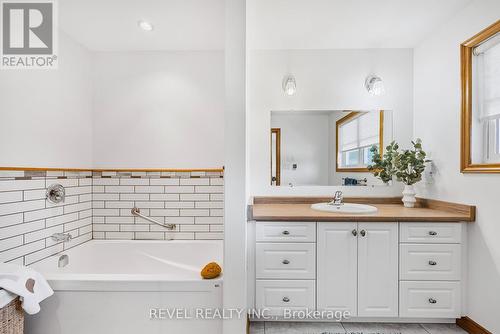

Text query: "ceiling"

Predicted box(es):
[248, 0, 473, 49]
[59, 0, 225, 51]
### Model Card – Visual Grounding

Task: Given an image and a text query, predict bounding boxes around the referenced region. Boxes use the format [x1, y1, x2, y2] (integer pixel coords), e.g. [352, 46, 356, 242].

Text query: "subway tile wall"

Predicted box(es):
[0, 169, 224, 265]
[0, 170, 93, 265]
[92, 171, 224, 240]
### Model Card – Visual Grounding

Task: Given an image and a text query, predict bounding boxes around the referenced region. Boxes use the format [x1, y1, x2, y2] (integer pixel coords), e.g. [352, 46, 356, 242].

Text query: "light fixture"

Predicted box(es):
[365, 75, 385, 96]
[282, 75, 296, 96]
[138, 20, 154, 31]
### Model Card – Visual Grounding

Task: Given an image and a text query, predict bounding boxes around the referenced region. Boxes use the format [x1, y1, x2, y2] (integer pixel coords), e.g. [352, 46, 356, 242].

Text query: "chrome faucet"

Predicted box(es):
[330, 191, 344, 206]
[51, 233, 72, 268]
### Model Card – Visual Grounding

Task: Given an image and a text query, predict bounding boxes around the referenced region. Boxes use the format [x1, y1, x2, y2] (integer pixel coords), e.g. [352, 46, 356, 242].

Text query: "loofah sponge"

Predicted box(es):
[201, 262, 222, 279]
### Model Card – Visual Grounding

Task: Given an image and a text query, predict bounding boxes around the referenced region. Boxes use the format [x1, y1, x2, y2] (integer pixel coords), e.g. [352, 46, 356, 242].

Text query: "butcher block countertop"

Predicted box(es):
[250, 197, 476, 222]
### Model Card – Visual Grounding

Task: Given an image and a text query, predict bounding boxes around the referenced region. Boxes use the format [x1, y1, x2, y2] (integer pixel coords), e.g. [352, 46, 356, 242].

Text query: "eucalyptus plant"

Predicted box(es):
[368, 139, 429, 186]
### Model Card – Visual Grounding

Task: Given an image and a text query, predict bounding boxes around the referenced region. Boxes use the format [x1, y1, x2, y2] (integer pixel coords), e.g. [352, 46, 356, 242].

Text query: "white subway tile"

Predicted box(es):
[23, 189, 46, 201]
[150, 224, 178, 232]
[25, 225, 63, 243]
[0, 213, 23, 228]
[135, 232, 165, 240]
[0, 235, 23, 252]
[0, 191, 23, 204]
[46, 195, 78, 208]
[92, 185, 104, 193]
[179, 209, 209, 217]
[79, 224, 92, 235]
[66, 186, 92, 196]
[93, 224, 119, 232]
[135, 186, 164, 193]
[46, 213, 78, 228]
[25, 244, 64, 265]
[135, 201, 164, 208]
[46, 178, 78, 188]
[93, 201, 105, 209]
[79, 194, 92, 202]
[79, 209, 92, 219]
[0, 199, 45, 216]
[165, 217, 195, 224]
[92, 178, 119, 186]
[7, 257, 24, 265]
[149, 194, 179, 201]
[105, 201, 134, 209]
[64, 217, 92, 232]
[150, 178, 180, 186]
[210, 209, 224, 217]
[120, 193, 150, 201]
[46, 171, 64, 178]
[64, 202, 92, 214]
[150, 209, 179, 217]
[195, 232, 223, 240]
[167, 232, 194, 240]
[210, 178, 224, 186]
[93, 193, 119, 201]
[0, 171, 24, 178]
[194, 186, 223, 193]
[180, 178, 210, 186]
[180, 194, 209, 201]
[93, 217, 105, 224]
[165, 202, 194, 209]
[106, 216, 134, 224]
[210, 225, 224, 232]
[210, 194, 224, 201]
[164, 186, 194, 193]
[0, 219, 45, 239]
[196, 217, 223, 224]
[180, 225, 209, 232]
[24, 206, 63, 222]
[105, 186, 134, 193]
[105, 232, 134, 240]
[0, 240, 45, 263]
[93, 232, 105, 239]
[120, 178, 149, 186]
[0, 179, 45, 192]
[195, 201, 224, 209]
[64, 232, 91, 250]
[120, 225, 149, 232]
[78, 178, 92, 186]
[93, 208, 120, 216]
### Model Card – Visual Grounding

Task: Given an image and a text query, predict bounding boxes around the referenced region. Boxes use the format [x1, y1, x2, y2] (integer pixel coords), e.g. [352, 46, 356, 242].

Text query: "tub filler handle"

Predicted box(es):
[131, 207, 176, 230]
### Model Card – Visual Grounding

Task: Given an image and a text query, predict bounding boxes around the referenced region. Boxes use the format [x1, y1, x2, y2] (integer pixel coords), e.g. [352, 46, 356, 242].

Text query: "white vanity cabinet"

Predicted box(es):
[250, 220, 465, 321]
[317, 222, 398, 317]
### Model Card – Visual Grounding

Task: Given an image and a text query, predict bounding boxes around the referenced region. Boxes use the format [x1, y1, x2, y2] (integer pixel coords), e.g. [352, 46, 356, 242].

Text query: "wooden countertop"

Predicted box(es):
[250, 197, 475, 222]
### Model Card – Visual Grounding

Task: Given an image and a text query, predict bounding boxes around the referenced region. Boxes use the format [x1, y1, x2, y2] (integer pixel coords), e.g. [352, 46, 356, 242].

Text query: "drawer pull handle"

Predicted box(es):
[352, 229, 358, 236]
[282, 297, 290, 303]
[429, 231, 437, 236]
[282, 259, 290, 265]
[428, 298, 437, 304]
[282, 230, 290, 235]
[428, 260, 437, 266]
[360, 230, 366, 237]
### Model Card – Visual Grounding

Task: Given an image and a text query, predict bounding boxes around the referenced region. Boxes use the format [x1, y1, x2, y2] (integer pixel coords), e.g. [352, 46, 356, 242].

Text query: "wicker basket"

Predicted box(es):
[0, 298, 24, 334]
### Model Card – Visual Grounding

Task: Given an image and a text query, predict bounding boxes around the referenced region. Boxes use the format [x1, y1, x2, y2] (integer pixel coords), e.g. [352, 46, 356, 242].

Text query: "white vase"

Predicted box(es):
[402, 184, 417, 208]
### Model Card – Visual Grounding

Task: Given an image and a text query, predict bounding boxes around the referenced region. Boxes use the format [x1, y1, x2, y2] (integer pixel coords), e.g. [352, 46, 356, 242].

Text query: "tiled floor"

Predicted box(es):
[249, 322, 468, 334]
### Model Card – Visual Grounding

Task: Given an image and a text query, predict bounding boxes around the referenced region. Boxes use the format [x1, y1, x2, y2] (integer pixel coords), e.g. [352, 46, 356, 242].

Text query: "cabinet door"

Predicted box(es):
[317, 222, 358, 316]
[358, 222, 399, 317]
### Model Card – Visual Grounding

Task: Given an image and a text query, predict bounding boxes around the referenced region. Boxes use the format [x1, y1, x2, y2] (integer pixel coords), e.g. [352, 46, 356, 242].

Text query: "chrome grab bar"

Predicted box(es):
[131, 207, 176, 230]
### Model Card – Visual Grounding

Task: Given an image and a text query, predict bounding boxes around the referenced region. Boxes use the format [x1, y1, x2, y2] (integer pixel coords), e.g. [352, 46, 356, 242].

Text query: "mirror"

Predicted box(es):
[461, 20, 500, 173]
[270, 110, 393, 186]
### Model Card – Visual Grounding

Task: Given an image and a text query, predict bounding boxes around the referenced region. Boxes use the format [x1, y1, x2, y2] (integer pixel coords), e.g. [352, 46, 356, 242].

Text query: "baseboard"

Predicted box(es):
[456, 317, 492, 334]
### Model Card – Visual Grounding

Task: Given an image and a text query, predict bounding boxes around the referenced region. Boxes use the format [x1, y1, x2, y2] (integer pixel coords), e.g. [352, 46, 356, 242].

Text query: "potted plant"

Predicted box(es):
[368, 139, 429, 208]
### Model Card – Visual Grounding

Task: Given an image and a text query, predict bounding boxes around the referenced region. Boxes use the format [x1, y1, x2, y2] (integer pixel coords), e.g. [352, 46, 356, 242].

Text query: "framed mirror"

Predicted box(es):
[461, 20, 500, 173]
[270, 110, 393, 187]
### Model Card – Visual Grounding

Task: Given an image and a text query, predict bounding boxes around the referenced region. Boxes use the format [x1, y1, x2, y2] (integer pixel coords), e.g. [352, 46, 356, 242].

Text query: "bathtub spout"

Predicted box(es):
[58, 254, 69, 268]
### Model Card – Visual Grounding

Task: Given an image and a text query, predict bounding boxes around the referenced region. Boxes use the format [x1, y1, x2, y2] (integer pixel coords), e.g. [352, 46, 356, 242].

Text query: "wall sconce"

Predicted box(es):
[365, 75, 385, 96]
[282, 75, 297, 96]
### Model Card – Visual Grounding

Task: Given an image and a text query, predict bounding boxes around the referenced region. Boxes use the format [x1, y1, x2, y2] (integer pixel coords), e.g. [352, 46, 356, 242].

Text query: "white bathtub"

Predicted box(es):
[25, 240, 224, 334]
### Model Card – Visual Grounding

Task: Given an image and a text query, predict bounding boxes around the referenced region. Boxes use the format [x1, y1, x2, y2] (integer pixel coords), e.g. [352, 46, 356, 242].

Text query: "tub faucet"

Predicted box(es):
[58, 254, 69, 268]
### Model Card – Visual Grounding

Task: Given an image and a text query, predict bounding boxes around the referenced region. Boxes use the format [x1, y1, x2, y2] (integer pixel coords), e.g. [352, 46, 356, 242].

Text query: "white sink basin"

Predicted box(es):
[311, 202, 378, 214]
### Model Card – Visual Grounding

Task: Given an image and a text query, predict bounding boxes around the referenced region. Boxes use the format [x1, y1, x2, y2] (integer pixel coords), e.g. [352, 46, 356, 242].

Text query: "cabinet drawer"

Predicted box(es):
[400, 281, 461, 318]
[256, 243, 315, 279]
[256, 280, 315, 316]
[400, 244, 461, 281]
[400, 223, 462, 244]
[256, 222, 316, 242]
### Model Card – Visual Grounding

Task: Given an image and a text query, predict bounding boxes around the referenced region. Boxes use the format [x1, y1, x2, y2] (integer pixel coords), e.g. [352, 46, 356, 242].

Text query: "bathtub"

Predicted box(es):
[25, 240, 223, 334]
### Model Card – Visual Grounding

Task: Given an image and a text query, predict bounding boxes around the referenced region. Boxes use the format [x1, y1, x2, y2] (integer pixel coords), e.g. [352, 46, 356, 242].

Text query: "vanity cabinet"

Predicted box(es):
[251, 221, 465, 321]
[317, 222, 398, 317]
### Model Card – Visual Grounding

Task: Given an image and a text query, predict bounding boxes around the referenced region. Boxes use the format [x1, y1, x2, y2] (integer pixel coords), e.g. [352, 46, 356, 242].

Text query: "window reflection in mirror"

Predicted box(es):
[270, 110, 393, 187]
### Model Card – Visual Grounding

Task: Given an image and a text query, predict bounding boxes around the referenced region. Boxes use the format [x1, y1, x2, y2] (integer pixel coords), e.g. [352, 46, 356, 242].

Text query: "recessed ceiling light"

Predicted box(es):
[138, 20, 154, 31]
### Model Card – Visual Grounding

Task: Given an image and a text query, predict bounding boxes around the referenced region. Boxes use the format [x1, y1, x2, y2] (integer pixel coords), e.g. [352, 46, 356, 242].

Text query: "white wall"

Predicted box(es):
[0, 32, 93, 168]
[413, 1, 500, 332]
[91, 51, 225, 168]
[271, 113, 330, 186]
[247, 49, 413, 196]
